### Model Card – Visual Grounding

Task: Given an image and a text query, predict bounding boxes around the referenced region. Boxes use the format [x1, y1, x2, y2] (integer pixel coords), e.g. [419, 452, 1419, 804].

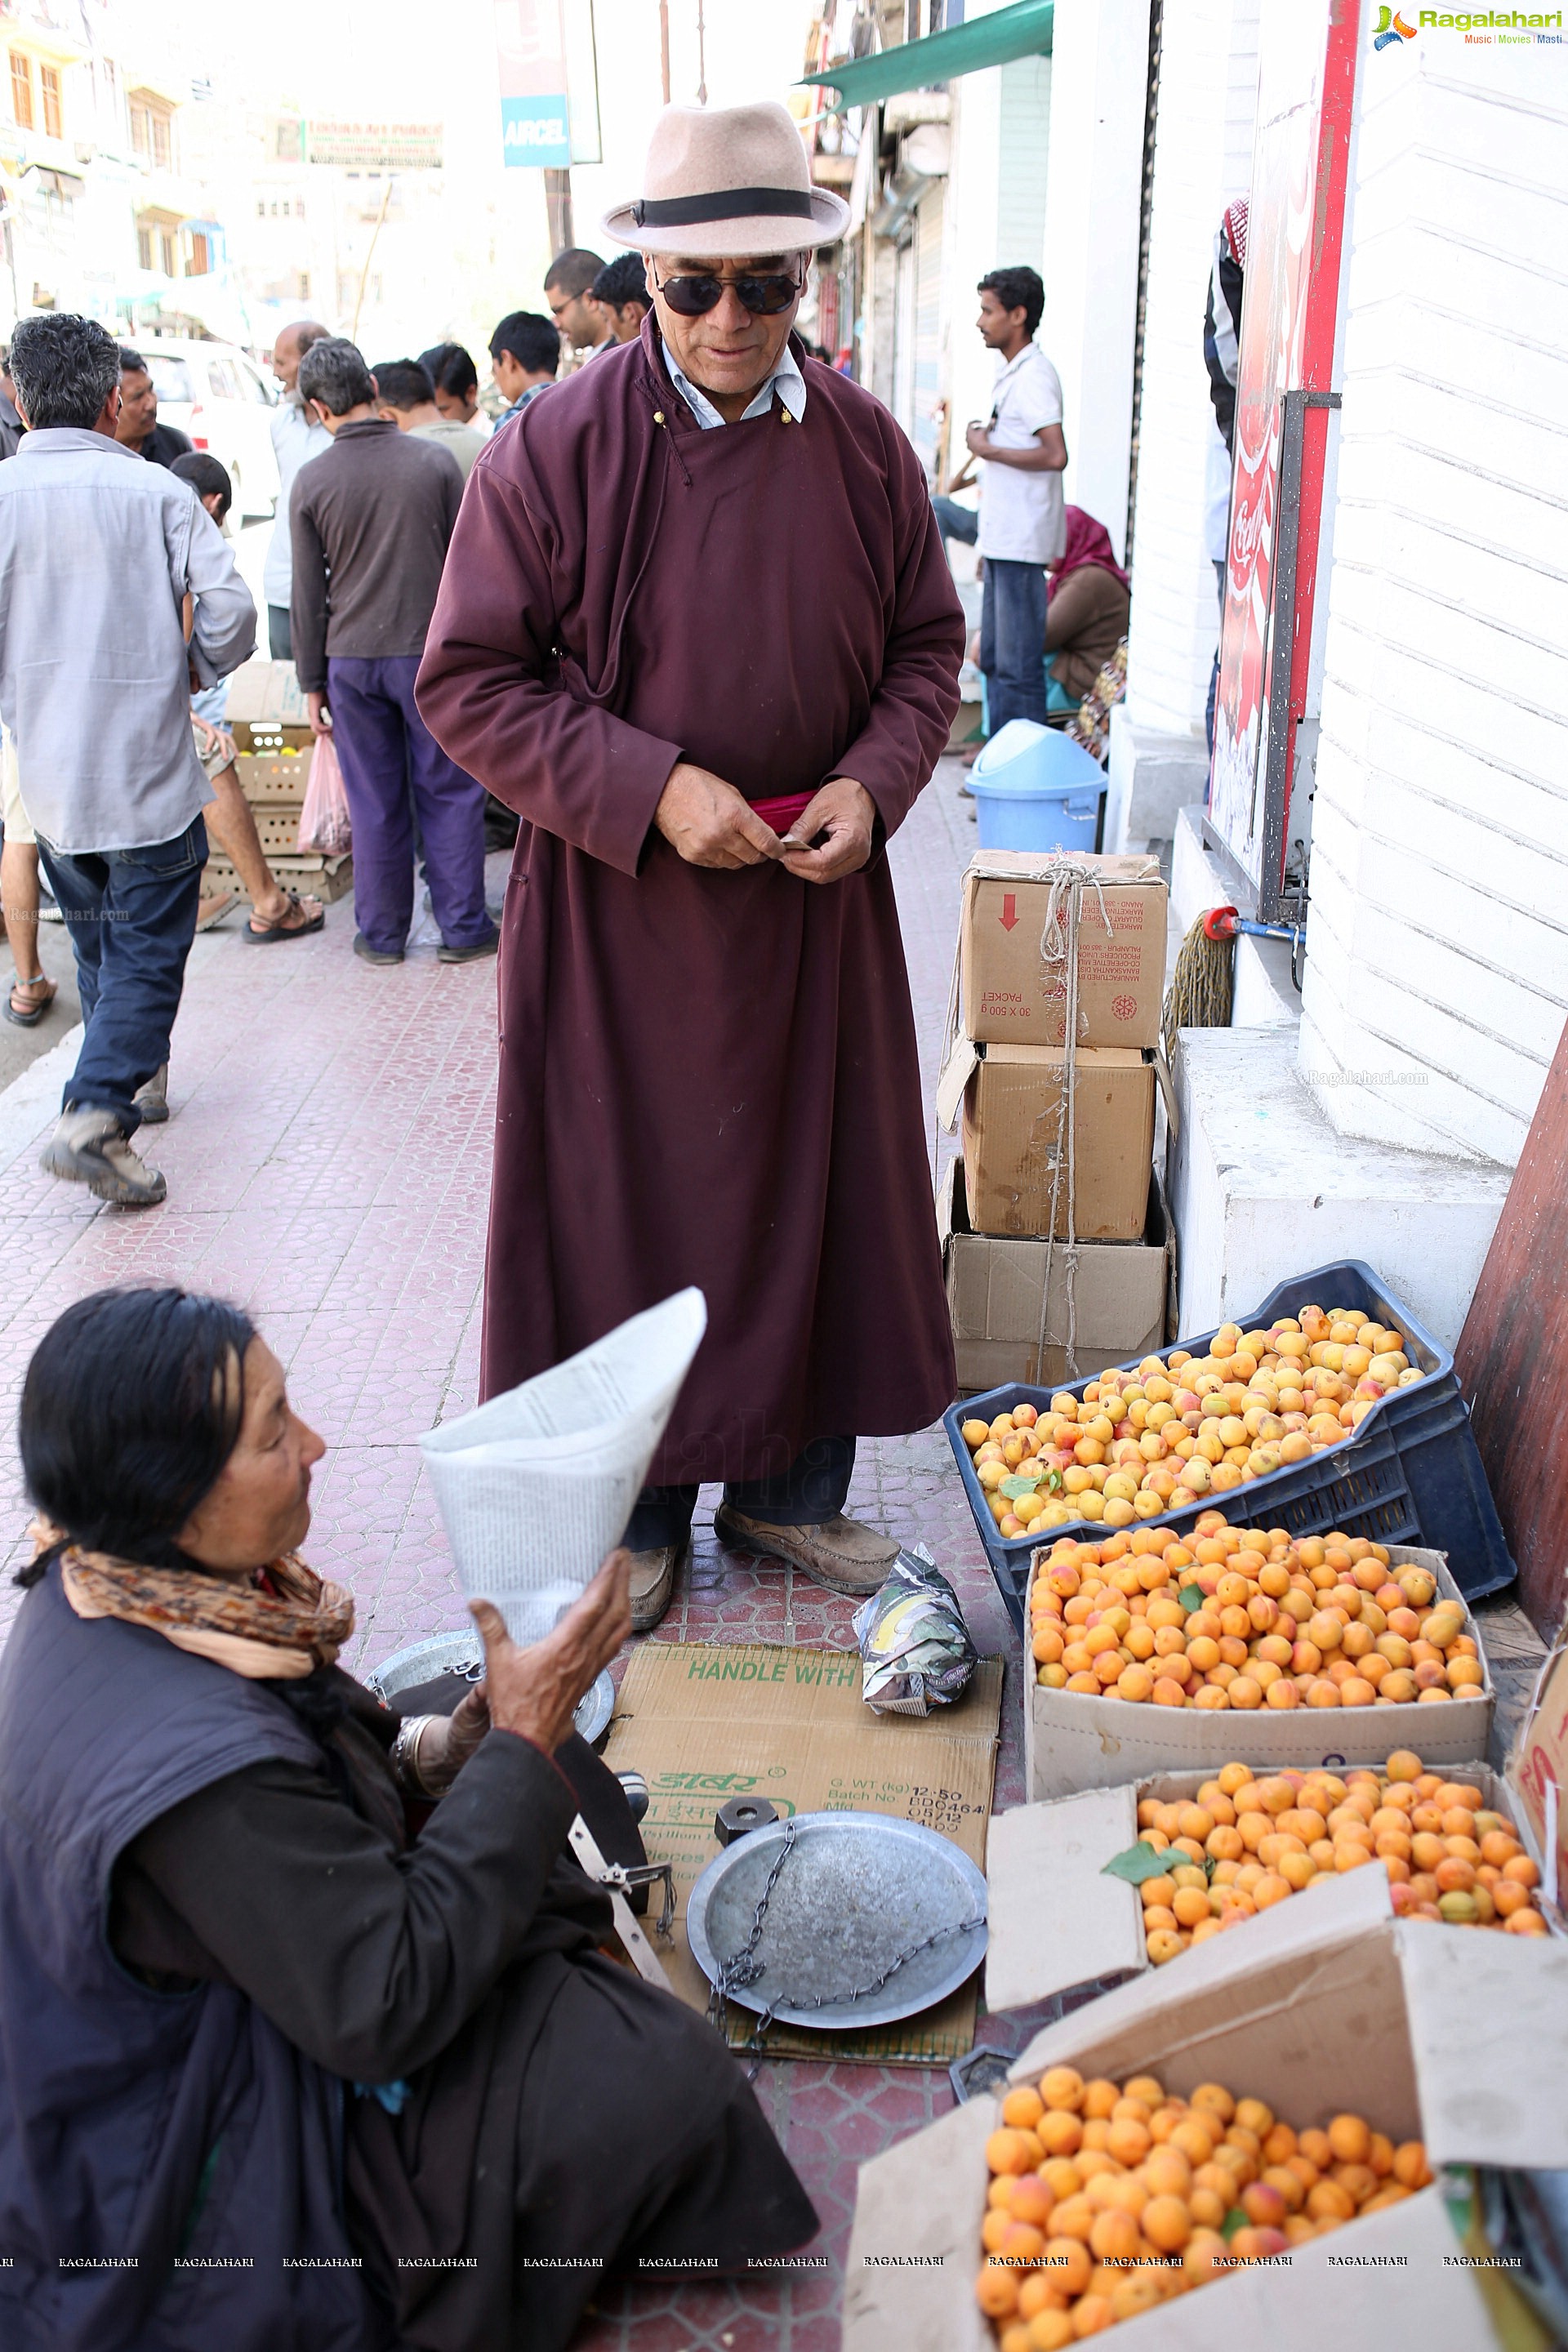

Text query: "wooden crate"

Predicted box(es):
[234, 751, 312, 800]
[204, 852, 354, 904]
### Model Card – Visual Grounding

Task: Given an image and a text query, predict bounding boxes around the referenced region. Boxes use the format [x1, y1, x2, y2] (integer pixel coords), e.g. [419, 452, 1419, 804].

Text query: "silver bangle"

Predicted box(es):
[391, 1714, 440, 1797]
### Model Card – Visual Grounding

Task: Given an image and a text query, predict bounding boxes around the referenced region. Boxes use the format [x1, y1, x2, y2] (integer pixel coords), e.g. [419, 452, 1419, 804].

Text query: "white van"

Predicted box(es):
[136, 337, 281, 521]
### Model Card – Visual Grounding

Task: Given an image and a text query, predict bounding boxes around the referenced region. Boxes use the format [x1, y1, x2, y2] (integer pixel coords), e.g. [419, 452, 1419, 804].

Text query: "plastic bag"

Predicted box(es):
[420, 1288, 707, 1645]
[297, 732, 352, 854]
[853, 1545, 978, 1717]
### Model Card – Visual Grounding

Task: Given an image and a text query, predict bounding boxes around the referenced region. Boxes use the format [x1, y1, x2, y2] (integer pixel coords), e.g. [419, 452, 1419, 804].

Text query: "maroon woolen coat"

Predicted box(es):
[416, 320, 963, 1485]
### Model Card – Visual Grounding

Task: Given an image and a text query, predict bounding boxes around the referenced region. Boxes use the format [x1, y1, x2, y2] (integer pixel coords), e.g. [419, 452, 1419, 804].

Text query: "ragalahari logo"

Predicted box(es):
[1374, 5, 1418, 44]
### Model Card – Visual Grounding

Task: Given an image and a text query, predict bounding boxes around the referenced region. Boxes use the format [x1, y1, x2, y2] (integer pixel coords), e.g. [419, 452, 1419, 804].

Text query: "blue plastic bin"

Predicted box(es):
[969, 719, 1107, 853]
[944, 1258, 1515, 1633]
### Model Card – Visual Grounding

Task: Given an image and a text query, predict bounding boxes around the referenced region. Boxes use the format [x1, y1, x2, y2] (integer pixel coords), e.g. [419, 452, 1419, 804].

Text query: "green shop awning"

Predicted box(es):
[800, 0, 1054, 113]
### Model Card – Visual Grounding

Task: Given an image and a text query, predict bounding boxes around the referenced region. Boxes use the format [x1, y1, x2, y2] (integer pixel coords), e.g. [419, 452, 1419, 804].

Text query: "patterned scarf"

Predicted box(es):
[37, 1519, 354, 1681]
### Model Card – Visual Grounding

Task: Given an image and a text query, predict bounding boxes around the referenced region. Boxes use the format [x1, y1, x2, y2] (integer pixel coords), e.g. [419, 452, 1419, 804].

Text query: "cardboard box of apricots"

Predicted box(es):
[983, 1760, 1556, 2016]
[1022, 1547, 1493, 1803]
[844, 1867, 1568, 2352]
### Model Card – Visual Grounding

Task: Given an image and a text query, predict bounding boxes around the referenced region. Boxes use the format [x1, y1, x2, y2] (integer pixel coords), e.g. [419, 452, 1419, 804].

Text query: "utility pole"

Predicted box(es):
[696, 0, 706, 104]
[659, 0, 671, 103]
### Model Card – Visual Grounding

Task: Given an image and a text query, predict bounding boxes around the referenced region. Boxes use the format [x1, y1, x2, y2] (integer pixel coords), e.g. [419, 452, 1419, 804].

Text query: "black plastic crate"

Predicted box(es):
[944, 1258, 1514, 1633]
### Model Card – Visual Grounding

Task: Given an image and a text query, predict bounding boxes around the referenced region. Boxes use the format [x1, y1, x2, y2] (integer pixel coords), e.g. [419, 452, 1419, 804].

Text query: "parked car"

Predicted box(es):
[136, 338, 280, 521]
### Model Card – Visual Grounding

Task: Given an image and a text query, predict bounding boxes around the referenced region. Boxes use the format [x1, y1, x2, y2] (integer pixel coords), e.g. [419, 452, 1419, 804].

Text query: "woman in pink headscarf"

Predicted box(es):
[1045, 506, 1130, 701]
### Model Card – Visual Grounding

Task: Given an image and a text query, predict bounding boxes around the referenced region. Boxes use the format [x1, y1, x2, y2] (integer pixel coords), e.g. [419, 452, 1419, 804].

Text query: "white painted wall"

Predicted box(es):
[1298, 38, 1568, 1168]
[1122, 0, 1261, 738]
[945, 65, 1002, 455]
[996, 53, 1052, 266]
[1039, 0, 1152, 564]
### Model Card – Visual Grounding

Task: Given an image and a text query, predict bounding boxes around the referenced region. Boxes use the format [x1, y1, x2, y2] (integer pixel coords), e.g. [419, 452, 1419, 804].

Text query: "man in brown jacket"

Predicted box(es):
[292, 339, 494, 968]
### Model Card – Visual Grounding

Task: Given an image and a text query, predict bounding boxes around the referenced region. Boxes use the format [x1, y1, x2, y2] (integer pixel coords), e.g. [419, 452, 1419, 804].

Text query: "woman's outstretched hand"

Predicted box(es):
[467, 1549, 633, 1755]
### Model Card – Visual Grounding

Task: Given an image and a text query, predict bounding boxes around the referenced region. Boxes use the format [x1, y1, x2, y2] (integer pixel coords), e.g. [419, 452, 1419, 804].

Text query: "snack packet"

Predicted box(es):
[853, 1546, 978, 1717]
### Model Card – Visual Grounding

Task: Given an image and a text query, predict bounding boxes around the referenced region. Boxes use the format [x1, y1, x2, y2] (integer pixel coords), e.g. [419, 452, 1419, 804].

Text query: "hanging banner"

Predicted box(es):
[495, 0, 571, 169]
[1208, 0, 1361, 917]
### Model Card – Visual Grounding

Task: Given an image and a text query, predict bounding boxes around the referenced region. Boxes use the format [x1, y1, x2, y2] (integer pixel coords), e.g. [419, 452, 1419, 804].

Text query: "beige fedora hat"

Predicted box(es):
[603, 100, 850, 257]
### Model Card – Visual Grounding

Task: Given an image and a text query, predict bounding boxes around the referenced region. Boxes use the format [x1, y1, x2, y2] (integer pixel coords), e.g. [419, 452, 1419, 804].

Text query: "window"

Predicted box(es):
[38, 63, 60, 140]
[10, 52, 33, 131]
[297, 270, 310, 301]
[130, 100, 149, 157]
[151, 110, 170, 169]
[144, 354, 194, 403]
[256, 197, 265, 216]
[159, 228, 175, 276]
[136, 223, 152, 270]
[187, 230, 210, 276]
[207, 359, 240, 401]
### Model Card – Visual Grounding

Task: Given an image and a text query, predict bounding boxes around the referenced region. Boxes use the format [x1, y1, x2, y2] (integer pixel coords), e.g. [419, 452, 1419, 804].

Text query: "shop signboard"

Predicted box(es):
[1207, 0, 1361, 919]
[493, 0, 600, 170]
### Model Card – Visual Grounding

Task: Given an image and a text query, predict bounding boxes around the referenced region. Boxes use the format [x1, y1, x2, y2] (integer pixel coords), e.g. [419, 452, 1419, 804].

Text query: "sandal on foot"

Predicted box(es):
[243, 889, 326, 945]
[4, 971, 56, 1028]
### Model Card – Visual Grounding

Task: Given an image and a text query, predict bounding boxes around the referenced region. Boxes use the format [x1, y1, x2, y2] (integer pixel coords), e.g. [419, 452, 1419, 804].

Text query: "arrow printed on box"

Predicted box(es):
[1000, 893, 1018, 930]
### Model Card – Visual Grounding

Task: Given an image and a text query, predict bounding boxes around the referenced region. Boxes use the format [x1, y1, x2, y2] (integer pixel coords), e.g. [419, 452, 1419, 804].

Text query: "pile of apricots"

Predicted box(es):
[1127, 1753, 1546, 1963]
[960, 1303, 1423, 1541]
[977, 2068, 1431, 2341]
[1028, 1515, 1485, 1712]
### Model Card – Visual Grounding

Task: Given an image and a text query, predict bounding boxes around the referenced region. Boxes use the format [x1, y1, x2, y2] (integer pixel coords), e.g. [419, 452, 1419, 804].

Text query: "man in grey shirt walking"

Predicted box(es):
[0, 315, 256, 1205]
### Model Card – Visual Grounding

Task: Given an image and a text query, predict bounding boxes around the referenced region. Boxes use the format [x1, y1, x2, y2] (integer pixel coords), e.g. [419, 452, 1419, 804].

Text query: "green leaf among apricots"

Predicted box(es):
[1178, 1584, 1205, 1612]
[1101, 1840, 1178, 1886]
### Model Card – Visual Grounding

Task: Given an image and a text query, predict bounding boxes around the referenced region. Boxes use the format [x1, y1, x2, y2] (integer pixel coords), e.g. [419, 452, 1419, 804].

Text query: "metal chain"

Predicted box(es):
[706, 1820, 985, 2056]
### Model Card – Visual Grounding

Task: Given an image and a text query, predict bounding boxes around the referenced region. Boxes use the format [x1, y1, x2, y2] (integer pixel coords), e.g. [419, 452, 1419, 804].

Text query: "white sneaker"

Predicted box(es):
[40, 1107, 167, 1206]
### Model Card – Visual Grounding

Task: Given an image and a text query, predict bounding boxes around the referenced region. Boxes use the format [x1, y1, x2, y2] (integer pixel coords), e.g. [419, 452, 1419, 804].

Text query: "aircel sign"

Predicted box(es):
[495, 0, 571, 170]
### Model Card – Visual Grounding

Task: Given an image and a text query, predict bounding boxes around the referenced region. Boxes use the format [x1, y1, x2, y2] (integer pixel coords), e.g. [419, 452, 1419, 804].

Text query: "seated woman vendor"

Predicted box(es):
[0, 1286, 817, 2352]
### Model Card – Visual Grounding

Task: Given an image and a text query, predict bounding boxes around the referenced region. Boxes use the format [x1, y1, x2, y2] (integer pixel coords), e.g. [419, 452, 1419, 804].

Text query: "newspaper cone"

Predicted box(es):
[420, 1288, 707, 1642]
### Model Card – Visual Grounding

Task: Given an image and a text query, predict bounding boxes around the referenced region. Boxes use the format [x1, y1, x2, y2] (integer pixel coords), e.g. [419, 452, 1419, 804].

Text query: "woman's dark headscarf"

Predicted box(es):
[16, 1286, 255, 1585]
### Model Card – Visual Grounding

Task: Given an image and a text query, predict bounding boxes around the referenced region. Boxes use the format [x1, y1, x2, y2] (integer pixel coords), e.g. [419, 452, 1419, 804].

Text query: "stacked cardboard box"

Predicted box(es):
[206, 662, 352, 905]
[936, 852, 1170, 1389]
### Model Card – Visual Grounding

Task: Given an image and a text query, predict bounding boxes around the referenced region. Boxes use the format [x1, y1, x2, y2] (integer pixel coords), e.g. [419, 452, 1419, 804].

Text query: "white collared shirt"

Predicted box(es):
[661, 337, 807, 430]
[976, 340, 1065, 566]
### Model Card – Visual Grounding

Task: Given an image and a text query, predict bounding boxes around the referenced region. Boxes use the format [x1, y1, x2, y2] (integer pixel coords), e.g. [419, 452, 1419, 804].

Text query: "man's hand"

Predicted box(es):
[307, 691, 332, 738]
[964, 421, 992, 458]
[654, 761, 783, 870]
[468, 1548, 633, 1754]
[778, 777, 877, 885]
[192, 715, 238, 768]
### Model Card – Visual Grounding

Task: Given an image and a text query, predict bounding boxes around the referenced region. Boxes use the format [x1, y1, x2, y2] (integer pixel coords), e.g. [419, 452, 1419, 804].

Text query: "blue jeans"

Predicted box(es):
[36, 817, 206, 1135]
[931, 494, 979, 548]
[625, 1436, 855, 1552]
[980, 557, 1049, 732]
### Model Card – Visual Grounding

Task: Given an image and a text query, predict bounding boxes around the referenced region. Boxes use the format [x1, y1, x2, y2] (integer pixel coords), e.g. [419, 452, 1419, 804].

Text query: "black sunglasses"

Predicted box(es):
[653, 266, 803, 318]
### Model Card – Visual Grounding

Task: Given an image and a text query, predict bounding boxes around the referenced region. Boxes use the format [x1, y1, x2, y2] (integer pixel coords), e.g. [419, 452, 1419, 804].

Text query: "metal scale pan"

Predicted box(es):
[686, 1810, 988, 2033]
[368, 1629, 615, 1748]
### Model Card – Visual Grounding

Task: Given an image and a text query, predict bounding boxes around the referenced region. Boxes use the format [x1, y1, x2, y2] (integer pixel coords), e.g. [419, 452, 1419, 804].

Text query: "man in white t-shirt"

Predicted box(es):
[960, 266, 1068, 731]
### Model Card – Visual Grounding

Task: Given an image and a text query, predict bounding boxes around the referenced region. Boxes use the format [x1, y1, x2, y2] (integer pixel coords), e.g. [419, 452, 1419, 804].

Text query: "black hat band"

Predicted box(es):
[631, 186, 817, 228]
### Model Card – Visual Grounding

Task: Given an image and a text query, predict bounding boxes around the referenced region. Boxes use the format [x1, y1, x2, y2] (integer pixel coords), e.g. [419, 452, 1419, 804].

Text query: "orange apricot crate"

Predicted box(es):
[1121, 1752, 1546, 1961]
[959, 1303, 1423, 1540]
[1025, 1513, 1483, 1714]
[975, 2069, 1433, 2342]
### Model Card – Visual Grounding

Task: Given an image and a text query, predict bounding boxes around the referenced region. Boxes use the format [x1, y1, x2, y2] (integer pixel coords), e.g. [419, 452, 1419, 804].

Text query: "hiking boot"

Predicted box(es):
[132, 1062, 169, 1125]
[712, 1507, 899, 1597]
[627, 1535, 688, 1633]
[40, 1107, 167, 1206]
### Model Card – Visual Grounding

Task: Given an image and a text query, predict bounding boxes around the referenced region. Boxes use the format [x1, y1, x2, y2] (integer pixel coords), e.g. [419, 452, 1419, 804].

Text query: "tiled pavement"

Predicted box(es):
[0, 758, 1544, 2350]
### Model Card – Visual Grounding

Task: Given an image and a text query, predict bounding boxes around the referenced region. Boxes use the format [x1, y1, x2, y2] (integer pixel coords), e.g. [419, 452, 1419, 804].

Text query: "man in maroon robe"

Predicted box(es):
[417, 102, 963, 1631]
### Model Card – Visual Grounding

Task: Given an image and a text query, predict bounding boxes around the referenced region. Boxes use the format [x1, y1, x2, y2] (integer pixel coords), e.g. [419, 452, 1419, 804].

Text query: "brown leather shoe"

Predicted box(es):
[627, 1535, 688, 1633]
[712, 1507, 898, 1597]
